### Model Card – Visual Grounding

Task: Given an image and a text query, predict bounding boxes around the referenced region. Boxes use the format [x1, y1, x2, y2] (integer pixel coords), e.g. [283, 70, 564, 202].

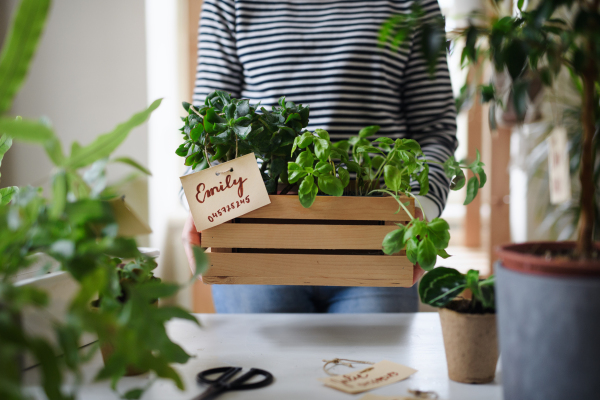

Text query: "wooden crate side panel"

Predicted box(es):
[203, 253, 413, 287]
[240, 196, 413, 221]
[203, 224, 399, 250]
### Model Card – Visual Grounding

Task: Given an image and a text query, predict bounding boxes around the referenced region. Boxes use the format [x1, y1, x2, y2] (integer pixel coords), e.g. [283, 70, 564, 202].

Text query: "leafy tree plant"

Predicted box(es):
[419, 267, 496, 313]
[380, 0, 600, 258]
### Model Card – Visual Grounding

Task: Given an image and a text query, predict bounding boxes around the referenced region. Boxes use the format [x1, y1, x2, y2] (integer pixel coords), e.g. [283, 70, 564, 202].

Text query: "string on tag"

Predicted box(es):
[322, 358, 375, 376]
[215, 167, 234, 176]
[408, 389, 439, 399]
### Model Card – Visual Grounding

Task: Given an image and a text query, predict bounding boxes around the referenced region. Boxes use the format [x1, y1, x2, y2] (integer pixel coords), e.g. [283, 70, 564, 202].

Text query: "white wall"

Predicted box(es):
[2, 0, 150, 243]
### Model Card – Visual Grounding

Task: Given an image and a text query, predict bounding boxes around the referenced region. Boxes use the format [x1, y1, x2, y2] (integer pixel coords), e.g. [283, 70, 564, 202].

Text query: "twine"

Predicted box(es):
[322, 358, 375, 376]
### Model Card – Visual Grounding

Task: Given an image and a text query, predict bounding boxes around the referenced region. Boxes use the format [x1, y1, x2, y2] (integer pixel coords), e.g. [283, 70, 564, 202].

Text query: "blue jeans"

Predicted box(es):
[211, 285, 418, 313]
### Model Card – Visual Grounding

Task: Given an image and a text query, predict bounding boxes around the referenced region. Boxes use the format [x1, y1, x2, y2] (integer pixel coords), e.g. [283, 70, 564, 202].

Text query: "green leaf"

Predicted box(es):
[288, 162, 307, 183]
[358, 125, 380, 138]
[297, 131, 313, 149]
[191, 246, 209, 280]
[417, 237, 437, 271]
[382, 227, 406, 255]
[0, 117, 55, 142]
[436, 248, 451, 259]
[406, 237, 418, 264]
[314, 129, 329, 140]
[427, 218, 449, 232]
[67, 98, 162, 169]
[512, 79, 529, 121]
[419, 267, 467, 307]
[296, 150, 314, 169]
[357, 145, 383, 154]
[50, 171, 67, 219]
[504, 39, 528, 80]
[417, 164, 429, 196]
[317, 174, 343, 196]
[338, 167, 350, 187]
[123, 388, 144, 400]
[428, 227, 450, 250]
[0, 0, 51, 114]
[315, 160, 333, 175]
[314, 138, 331, 161]
[464, 176, 479, 205]
[383, 165, 403, 191]
[299, 176, 317, 208]
[190, 125, 203, 141]
[0, 133, 12, 169]
[0, 186, 18, 205]
[111, 157, 152, 176]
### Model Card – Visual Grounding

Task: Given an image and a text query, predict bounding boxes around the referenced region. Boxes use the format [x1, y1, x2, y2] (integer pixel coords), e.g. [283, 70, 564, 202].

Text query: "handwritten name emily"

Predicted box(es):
[333, 371, 400, 388]
[195, 174, 248, 204]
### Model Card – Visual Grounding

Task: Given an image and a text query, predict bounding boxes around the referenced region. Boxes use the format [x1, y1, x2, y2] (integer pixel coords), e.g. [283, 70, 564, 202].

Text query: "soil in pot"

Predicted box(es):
[438, 300, 499, 384]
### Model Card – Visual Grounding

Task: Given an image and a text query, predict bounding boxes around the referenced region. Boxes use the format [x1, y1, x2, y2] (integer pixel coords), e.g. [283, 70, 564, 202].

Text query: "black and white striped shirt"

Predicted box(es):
[192, 0, 457, 218]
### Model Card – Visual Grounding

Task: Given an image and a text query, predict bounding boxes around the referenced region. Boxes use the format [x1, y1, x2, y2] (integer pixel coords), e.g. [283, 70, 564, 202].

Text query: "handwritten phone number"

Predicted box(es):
[207, 195, 251, 222]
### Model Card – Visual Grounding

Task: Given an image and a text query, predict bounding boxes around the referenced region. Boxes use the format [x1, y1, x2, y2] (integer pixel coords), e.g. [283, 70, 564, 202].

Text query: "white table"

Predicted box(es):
[24, 313, 503, 399]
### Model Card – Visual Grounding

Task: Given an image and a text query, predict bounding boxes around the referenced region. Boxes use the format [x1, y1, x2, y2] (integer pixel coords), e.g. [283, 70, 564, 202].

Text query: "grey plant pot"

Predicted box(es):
[496, 261, 600, 400]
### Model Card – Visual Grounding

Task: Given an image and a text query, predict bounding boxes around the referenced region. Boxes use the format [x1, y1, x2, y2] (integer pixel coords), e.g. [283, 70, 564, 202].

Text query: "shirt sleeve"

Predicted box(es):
[402, 0, 458, 219]
[193, 0, 243, 106]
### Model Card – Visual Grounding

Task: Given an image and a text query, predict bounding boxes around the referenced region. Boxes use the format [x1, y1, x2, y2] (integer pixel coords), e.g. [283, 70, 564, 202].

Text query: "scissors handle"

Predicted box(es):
[196, 366, 273, 390]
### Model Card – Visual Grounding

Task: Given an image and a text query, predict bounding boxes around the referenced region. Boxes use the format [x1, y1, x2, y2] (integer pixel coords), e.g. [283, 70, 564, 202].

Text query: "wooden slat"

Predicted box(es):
[203, 253, 413, 287]
[203, 224, 399, 249]
[241, 195, 413, 221]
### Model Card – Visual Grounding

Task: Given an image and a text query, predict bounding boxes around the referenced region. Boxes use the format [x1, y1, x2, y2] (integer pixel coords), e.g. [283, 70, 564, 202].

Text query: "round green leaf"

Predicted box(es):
[314, 138, 331, 161]
[382, 227, 405, 255]
[418, 267, 467, 307]
[315, 160, 333, 174]
[338, 167, 350, 187]
[383, 165, 403, 191]
[464, 176, 479, 205]
[406, 237, 418, 264]
[417, 237, 437, 271]
[317, 174, 343, 196]
[299, 175, 314, 195]
[296, 150, 314, 169]
[299, 179, 318, 208]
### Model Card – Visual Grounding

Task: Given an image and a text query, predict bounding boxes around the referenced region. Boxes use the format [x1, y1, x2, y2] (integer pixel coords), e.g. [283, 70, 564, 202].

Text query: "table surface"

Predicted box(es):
[24, 313, 503, 400]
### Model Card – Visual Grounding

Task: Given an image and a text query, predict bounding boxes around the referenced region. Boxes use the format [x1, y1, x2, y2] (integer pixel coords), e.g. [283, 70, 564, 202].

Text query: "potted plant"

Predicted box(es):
[92, 254, 161, 377]
[381, 0, 600, 398]
[419, 267, 497, 383]
[0, 0, 209, 398]
[177, 92, 485, 286]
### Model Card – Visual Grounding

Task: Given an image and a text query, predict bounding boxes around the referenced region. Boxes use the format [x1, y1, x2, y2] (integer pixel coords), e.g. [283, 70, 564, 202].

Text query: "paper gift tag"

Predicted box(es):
[180, 153, 271, 231]
[319, 360, 417, 394]
[547, 127, 572, 205]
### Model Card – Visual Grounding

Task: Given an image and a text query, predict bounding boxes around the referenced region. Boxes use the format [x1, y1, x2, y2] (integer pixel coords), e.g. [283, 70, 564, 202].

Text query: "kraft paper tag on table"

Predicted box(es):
[180, 153, 271, 231]
[547, 126, 572, 205]
[319, 360, 417, 394]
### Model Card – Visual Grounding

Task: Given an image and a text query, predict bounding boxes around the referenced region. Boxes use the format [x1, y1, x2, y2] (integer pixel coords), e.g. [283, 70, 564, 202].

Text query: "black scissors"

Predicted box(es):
[193, 366, 274, 400]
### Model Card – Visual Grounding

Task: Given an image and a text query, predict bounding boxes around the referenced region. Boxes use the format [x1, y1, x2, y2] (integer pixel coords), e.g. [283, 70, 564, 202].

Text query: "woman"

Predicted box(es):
[182, 0, 457, 313]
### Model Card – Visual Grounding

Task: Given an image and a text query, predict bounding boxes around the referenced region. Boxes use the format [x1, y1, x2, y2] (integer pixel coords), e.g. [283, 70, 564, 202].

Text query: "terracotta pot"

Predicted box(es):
[438, 301, 498, 384]
[496, 241, 600, 400]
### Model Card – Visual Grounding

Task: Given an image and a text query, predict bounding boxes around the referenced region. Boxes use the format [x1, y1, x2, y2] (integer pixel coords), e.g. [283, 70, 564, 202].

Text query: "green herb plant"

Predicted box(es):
[419, 267, 496, 313]
[288, 125, 486, 272]
[176, 92, 309, 194]
[0, 1, 209, 399]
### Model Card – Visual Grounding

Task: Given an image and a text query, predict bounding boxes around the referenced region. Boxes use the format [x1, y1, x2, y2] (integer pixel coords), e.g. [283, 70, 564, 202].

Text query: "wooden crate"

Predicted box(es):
[202, 195, 414, 287]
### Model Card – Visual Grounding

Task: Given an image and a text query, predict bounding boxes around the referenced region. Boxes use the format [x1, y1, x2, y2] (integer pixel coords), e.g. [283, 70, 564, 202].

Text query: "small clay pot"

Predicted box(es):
[438, 301, 499, 384]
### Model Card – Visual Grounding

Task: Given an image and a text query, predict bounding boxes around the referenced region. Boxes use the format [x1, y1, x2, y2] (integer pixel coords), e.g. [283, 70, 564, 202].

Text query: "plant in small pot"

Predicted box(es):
[419, 267, 497, 384]
[381, 0, 600, 398]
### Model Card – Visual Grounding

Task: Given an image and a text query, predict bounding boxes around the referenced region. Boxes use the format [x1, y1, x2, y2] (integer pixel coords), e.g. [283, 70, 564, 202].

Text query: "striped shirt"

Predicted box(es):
[191, 0, 457, 218]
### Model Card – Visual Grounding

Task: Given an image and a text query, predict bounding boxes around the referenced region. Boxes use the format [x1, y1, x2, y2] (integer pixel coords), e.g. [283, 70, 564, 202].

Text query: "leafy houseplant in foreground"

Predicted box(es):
[0, 1, 209, 398]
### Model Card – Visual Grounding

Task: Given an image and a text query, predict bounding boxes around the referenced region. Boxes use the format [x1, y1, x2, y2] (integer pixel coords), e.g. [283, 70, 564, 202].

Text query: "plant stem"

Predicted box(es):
[576, 40, 597, 257]
[280, 183, 296, 195]
[408, 192, 427, 221]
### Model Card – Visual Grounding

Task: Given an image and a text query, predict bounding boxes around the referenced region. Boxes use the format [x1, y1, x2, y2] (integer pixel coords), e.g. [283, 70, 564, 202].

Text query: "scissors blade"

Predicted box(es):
[193, 384, 226, 400]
